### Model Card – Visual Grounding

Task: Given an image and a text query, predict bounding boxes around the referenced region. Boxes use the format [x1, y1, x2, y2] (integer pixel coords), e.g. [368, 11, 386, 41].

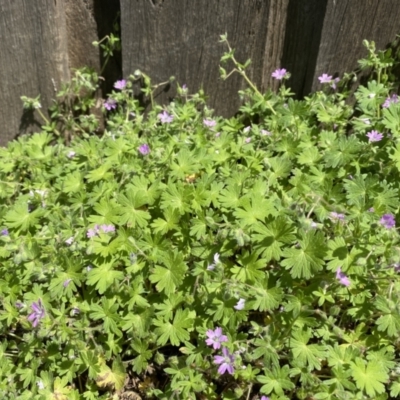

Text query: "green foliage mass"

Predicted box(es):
[1, 35, 400, 399]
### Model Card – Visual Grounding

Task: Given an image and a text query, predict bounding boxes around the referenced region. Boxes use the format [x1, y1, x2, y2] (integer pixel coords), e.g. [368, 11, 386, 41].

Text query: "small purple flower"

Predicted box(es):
[369, 207, 375, 212]
[380, 214, 396, 229]
[331, 77, 340, 89]
[67, 151, 76, 158]
[158, 111, 174, 124]
[65, 237, 74, 245]
[100, 224, 116, 233]
[261, 129, 271, 136]
[182, 84, 188, 91]
[1, 228, 9, 236]
[243, 126, 251, 133]
[15, 301, 24, 309]
[114, 79, 127, 90]
[214, 347, 235, 375]
[63, 279, 72, 288]
[366, 130, 383, 142]
[336, 267, 350, 287]
[244, 137, 251, 144]
[138, 144, 150, 155]
[234, 298, 246, 310]
[104, 98, 117, 111]
[215, 132, 221, 138]
[203, 119, 217, 128]
[330, 212, 345, 221]
[27, 299, 45, 327]
[261, 397, 270, 400]
[87, 228, 97, 238]
[382, 94, 399, 108]
[205, 327, 228, 349]
[271, 68, 287, 80]
[71, 307, 80, 316]
[318, 73, 333, 84]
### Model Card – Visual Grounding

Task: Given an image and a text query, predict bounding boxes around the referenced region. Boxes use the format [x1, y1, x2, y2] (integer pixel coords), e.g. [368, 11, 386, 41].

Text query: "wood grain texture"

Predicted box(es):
[2, 0, 400, 145]
[0, 0, 121, 146]
[311, 0, 400, 94]
[0, 0, 70, 145]
[65, 0, 99, 71]
[121, 0, 289, 116]
[121, 0, 400, 112]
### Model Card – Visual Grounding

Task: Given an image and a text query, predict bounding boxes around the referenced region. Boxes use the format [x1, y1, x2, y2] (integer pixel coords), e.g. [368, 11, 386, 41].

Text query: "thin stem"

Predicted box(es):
[100, 54, 111, 76]
[245, 383, 253, 400]
[222, 38, 276, 115]
[36, 108, 62, 137]
[36, 108, 50, 124]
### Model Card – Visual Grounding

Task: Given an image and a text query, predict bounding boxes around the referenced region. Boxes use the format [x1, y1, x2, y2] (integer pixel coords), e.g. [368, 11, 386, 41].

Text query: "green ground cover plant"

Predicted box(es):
[1, 35, 400, 399]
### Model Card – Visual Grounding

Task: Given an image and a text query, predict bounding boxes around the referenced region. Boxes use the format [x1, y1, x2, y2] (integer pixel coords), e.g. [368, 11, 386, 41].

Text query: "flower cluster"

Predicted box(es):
[336, 267, 350, 287]
[158, 110, 174, 123]
[214, 347, 235, 375]
[205, 327, 235, 374]
[27, 299, 45, 327]
[87, 224, 116, 238]
[203, 119, 216, 128]
[271, 68, 288, 80]
[104, 98, 117, 111]
[138, 144, 150, 155]
[114, 79, 127, 90]
[380, 214, 396, 229]
[382, 93, 399, 108]
[366, 130, 383, 142]
[318, 73, 340, 89]
[205, 327, 228, 349]
[330, 211, 345, 221]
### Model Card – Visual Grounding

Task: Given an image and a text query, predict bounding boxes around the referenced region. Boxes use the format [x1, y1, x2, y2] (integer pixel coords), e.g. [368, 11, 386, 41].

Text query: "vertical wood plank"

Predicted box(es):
[65, 0, 99, 72]
[310, 0, 400, 94]
[0, 0, 70, 145]
[2, 0, 400, 146]
[0, 0, 121, 146]
[121, 0, 289, 116]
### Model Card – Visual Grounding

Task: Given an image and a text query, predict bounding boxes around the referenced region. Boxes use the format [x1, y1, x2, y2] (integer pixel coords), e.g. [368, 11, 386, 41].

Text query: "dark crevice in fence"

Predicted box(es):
[93, 0, 122, 96]
[281, 0, 328, 98]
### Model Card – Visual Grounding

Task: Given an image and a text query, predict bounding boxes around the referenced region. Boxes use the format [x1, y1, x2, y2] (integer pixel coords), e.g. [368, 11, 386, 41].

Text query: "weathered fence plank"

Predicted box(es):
[121, 0, 289, 116]
[311, 0, 400, 93]
[121, 0, 400, 115]
[0, 0, 121, 146]
[2, 0, 400, 145]
[0, 0, 70, 145]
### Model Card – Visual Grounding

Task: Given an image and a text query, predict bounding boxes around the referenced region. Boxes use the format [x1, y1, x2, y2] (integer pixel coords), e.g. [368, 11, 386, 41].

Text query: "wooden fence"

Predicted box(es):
[1, 0, 400, 146]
